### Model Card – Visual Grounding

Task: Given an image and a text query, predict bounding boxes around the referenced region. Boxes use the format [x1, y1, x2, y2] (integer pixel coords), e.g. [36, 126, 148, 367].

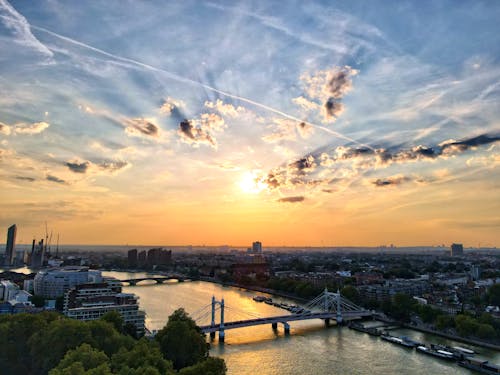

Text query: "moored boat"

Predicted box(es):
[416, 345, 455, 360]
[458, 357, 500, 374]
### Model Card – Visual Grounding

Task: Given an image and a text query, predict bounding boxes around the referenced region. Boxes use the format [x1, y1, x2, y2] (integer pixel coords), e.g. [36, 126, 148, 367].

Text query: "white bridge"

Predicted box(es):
[194, 288, 372, 342]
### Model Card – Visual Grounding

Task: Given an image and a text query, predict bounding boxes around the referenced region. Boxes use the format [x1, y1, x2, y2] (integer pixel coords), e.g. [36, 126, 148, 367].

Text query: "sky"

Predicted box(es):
[0, 0, 499, 247]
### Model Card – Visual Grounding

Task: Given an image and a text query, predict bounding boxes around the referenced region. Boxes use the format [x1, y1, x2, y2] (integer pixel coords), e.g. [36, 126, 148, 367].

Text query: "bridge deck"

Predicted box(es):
[199, 311, 372, 333]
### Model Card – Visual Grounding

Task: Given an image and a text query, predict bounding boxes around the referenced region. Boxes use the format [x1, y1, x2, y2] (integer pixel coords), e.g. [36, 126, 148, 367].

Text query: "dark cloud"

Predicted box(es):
[15, 176, 35, 182]
[290, 155, 316, 173]
[66, 161, 90, 173]
[46, 175, 67, 184]
[125, 118, 159, 137]
[277, 196, 305, 203]
[440, 134, 500, 153]
[177, 119, 216, 147]
[98, 160, 129, 173]
[326, 67, 354, 99]
[372, 176, 410, 187]
[324, 98, 344, 119]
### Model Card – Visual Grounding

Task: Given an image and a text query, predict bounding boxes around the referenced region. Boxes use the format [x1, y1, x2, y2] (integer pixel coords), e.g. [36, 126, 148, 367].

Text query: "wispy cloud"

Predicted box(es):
[277, 196, 305, 203]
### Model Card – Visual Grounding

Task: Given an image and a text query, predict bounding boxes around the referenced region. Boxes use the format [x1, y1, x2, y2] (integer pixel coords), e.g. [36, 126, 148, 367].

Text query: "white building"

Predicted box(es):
[34, 266, 102, 298]
[64, 280, 145, 336]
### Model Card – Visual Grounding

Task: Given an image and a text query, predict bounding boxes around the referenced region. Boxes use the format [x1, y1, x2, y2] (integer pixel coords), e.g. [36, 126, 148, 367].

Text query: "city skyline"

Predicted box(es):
[0, 1, 499, 247]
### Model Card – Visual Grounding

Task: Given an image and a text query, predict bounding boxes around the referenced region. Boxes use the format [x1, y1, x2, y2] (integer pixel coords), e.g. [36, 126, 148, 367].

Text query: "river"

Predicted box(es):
[101, 271, 499, 375]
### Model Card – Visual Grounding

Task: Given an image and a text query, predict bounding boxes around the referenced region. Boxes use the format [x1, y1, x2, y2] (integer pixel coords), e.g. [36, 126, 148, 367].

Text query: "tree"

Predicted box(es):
[341, 286, 361, 304]
[48, 343, 110, 375]
[100, 311, 124, 333]
[487, 283, 500, 306]
[179, 357, 227, 375]
[155, 309, 209, 370]
[391, 293, 416, 322]
[111, 338, 174, 375]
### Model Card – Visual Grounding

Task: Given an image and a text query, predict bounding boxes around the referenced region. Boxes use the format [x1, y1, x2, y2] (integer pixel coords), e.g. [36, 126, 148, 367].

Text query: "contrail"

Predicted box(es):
[31, 24, 373, 149]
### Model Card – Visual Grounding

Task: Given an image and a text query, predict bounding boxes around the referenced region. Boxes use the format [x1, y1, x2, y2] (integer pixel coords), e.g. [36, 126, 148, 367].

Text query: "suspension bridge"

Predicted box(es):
[192, 288, 372, 342]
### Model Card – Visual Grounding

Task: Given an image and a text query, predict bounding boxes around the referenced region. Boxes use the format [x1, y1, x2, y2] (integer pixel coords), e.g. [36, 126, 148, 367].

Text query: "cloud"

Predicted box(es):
[440, 134, 500, 155]
[324, 98, 345, 120]
[178, 119, 215, 147]
[290, 155, 316, 174]
[124, 118, 160, 138]
[0, 122, 11, 135]
[46, 175, 67, 184]
[372, 175, 411, 187]
[0, 0, 53, 57]
[15, 175, 35, 182]
[205, 99, 246, 117]
[300, 65, 358, 123]
[98, 160, 130, 173]
[14, 121, 50, 135]
[66, 161, 90, 173]
[292, 96, 320, 111]
[177, 113, 226, 148]
[277, 196, 305, 203]
[160, 97, 184, 115]
[262, 118, 313, 143]
[65, 159, 130, 175]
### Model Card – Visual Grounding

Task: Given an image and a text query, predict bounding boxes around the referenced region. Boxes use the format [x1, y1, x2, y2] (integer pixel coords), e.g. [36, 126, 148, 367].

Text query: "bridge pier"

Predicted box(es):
[219, 330, 225, 342]
[283, 322, 290, 335]
[324, 318, 330, 327]
[272, 322, 278, 330]
[210, 331, 216, 339]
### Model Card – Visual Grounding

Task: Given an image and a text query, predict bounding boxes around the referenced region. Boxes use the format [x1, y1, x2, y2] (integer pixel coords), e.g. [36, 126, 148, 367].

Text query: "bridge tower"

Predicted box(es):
[336, 289, 343, 325]
[210, 296, 225, 342]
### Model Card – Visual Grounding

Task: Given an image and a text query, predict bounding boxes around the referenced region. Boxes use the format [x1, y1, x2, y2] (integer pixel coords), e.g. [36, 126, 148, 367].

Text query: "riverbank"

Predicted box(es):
[403, 323, 500, 351]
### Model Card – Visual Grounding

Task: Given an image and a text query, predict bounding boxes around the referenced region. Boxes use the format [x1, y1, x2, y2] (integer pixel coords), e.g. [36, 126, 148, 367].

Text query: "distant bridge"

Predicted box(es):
[193, 288, 372, 342]
[120, 275, 186, 286]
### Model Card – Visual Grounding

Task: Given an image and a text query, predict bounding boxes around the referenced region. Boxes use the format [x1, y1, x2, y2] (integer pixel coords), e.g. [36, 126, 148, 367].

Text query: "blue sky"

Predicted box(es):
[0, 0, 499, 246]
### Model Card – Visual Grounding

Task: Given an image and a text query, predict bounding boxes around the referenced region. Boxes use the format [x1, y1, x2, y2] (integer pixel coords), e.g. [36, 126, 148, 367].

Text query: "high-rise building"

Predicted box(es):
[128, 249, 138, 268]
[450, 243, 464, 257]
[4, 224, 17, 266]
[252, 241, 262, 254]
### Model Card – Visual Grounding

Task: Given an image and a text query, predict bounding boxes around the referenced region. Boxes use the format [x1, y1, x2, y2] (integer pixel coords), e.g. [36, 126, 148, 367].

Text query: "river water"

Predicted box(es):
[100, 271, 499, 375]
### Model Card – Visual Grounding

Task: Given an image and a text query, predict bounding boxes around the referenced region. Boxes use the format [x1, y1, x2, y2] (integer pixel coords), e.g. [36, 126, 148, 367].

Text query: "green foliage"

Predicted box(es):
[389, 293, 416, 322]
[455, 314, 479, 337]
[111, 338, 174, 375]
[30, 295, 46, 307]
[155, 308, 209, 370]
[341, 286, 361, 304]
[435, 314, 455, 330]
[487, 283, 500, 306]
[179, 357, 227, 375]
[100, 311, 124, 333]
[0, 308, 224, 375]
[49, 343, 110, 375]
[415, 304, 441, 324]
[0, 312, 60, 375]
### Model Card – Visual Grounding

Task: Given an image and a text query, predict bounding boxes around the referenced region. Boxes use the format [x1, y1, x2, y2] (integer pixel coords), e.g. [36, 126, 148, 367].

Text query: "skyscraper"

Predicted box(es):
[450, 243, 464, 257]
[4, 224, 17, 266]
[252, 241, 262, 254]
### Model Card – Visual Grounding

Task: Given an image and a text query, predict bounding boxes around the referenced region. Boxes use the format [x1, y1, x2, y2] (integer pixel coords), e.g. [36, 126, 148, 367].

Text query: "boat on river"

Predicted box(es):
[380, 333, 421, 348]
[458, 357, 500, 374]
[348, 321, 381, 336]
[416, 345, 455, 361]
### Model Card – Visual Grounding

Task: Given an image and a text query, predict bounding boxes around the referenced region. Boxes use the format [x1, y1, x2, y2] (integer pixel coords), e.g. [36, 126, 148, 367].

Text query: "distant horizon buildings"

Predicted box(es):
[4, 224, 17, 266]
[450, 243, 464, 257]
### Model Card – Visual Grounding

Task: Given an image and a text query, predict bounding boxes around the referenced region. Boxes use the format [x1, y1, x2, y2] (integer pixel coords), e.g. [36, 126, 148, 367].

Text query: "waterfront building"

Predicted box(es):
[64, 280, 145, 336]
[146, 248, 172, 268]
[33, 266, 102, 298]
[138, 250, 147, 267]
[128, 249, 138, 268]
[450, 243, 464, 257]
[4, 224, 17, 266]
[0, 280, 19, 301]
